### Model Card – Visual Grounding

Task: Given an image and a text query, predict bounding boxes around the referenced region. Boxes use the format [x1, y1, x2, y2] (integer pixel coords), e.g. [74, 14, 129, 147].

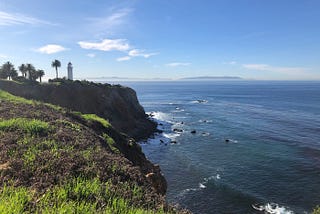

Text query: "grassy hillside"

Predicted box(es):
[0, 90, 186, 213]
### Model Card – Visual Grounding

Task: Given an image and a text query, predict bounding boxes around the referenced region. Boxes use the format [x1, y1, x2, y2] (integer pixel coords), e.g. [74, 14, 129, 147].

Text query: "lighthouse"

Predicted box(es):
[67, 62, 73, 80]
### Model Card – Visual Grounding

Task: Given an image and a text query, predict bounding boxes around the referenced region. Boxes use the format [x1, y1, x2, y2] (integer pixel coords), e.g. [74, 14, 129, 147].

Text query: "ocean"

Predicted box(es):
[113, 81, 320, 214]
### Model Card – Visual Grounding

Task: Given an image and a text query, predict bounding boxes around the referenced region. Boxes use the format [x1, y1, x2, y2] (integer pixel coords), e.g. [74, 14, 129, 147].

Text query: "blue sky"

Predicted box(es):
[0, 0, 320, 80]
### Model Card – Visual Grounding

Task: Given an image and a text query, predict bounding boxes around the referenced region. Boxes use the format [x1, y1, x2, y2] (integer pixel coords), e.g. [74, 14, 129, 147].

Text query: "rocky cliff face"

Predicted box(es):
[0, 79, 157, 140]
[0, 91, 171, 213]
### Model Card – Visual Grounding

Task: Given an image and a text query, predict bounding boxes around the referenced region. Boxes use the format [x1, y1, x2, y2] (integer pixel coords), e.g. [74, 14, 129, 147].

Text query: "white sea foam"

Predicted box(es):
[163, 133, 181, 140]
[199, 183, 206, 189]
[148, 111, 172, 122]
[198, 119, 213, 123]
[252, 203, 294, 214]
[201, 132, 210, 136]
[230, 139, 238, 143]
[191, 99, 208, 104]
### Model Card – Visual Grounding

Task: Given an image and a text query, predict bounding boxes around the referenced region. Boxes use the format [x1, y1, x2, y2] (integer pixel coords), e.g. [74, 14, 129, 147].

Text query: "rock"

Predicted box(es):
[173, 128, 183, 133]
[191, 130, 196, 134]
[145, 172, 155, 178]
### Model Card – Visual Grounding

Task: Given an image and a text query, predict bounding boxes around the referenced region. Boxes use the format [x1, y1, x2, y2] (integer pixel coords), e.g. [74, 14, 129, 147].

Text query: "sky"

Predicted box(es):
[0, 0, 320, 80]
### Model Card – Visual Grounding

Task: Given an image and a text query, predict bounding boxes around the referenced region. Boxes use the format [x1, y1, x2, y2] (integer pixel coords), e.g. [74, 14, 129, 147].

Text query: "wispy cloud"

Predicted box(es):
[0, 11, 55, 26]
[78, 39, 130, 51]
[117, 56, 131, 61]
[87, 8, 133, 33]
[166, 62, 191, 67]
[243, 64, 308, 74]
[36, 44, 67, 54]
[128, 49, 158, 58]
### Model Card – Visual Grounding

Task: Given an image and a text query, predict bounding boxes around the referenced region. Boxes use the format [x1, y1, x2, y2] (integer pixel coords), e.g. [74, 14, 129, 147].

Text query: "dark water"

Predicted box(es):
[116, 81, 320, 214]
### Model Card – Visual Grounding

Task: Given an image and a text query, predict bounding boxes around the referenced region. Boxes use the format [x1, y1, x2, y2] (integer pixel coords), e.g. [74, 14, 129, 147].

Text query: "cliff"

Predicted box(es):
[0, 89, 188, 213]
[0, 79, 157, 141]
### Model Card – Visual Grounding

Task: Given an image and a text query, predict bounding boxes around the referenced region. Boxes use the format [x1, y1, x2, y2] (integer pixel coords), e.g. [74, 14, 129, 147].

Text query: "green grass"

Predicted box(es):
[0, 90, 64, 112]
[314, 206, 320, 214]
[0, 90, 34, 105]
[82, 114, 111, 128]
[0, 185, 32, 214]
[44, 103, 63, 111]
[103, 133, 119, 153]
[0, 177, 169, 214]
[0, 118, 51, 135]
[56, 119, 81, 132]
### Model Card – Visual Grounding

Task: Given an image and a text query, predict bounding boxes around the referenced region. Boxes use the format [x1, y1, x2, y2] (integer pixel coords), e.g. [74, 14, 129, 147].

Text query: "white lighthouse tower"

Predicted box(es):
[67, 62, 73, 80]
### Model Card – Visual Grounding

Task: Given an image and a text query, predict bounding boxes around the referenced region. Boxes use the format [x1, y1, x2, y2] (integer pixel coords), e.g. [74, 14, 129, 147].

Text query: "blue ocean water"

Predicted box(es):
[118, 81, 320, 214]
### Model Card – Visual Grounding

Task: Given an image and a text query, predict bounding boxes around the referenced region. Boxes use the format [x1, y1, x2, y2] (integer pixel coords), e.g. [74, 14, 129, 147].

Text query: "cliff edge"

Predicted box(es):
[0, 79, 157, 140]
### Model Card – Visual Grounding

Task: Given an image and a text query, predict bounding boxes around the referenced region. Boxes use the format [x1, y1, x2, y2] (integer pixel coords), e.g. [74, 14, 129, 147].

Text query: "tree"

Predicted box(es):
[0, 67, 6, 79]
[51, 59, 61, 79]
[0, 61, 17, 80]
[19, 64, 27, 77]
[26, 63, 35, 80]
[37, 69, 45, 82]
[9, 68, 18, 80]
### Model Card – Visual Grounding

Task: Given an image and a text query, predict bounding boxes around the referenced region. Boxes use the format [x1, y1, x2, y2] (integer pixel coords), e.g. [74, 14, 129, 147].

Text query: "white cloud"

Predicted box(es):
[78, 39, 130, 52]
[117, 56, 131, 61]
[242, 64, 307, 74]
[87, 53, 96, 58]
[166, 62, 191, 67]
[36, 44, 67, 54]
[0, 11, 54, 26]
[128, 49, 158, 58]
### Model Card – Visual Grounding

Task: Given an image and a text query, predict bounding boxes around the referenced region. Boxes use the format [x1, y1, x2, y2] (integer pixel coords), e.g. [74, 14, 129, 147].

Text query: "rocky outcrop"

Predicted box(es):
[0, 79, 157, 140]
[69, 112, 167, 195]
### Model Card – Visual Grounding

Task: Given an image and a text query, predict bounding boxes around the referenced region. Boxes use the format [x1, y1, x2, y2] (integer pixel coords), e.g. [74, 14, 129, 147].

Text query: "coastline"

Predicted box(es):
[0, 79, 192, 213]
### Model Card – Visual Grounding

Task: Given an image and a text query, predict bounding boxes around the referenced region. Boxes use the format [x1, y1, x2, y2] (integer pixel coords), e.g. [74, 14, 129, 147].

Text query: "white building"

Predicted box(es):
[67, 62, 73, 80]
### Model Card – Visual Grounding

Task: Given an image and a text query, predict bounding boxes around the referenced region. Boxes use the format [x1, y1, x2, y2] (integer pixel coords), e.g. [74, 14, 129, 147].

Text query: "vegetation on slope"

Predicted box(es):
[0, 90, 185, 213]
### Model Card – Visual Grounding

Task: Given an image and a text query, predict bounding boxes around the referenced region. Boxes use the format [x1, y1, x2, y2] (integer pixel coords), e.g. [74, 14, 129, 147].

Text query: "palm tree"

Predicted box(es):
[37, 69, 45, 82]
[19, 64, 27, 77]
[26, 63, 35, 80]
[1, 61, 17, 80]
[51, 59, 61, 79]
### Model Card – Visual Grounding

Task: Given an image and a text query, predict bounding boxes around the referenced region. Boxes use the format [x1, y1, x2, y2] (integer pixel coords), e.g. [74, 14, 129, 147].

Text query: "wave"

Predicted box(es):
[148, 111, 173, 123]
[198, 119, 213, 123]
[177, 174, 222, 199]
[252, 203, 294, 214]
[191, 99, 208, 104]
[163, 132, 181, 140]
